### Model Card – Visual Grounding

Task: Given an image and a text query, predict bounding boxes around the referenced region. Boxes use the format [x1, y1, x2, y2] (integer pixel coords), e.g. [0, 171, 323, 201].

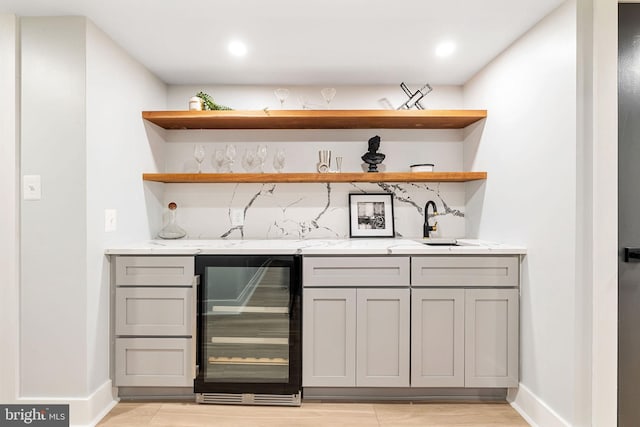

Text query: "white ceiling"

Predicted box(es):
[1, 0, 565, 85]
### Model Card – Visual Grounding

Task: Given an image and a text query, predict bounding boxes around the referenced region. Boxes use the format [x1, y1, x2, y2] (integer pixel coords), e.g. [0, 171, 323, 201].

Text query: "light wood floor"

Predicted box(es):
[97, 401, 530, 426]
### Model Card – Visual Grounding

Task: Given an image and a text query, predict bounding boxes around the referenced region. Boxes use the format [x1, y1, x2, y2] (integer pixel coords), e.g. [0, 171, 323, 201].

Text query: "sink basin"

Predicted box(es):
[416, 239, 482, 247]
[418, 238, 459, 246]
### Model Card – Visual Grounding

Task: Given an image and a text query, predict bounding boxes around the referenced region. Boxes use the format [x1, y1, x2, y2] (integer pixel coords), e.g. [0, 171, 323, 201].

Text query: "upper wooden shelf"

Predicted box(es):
[142, 172, 487, 184]
[142, 109, 487, 130]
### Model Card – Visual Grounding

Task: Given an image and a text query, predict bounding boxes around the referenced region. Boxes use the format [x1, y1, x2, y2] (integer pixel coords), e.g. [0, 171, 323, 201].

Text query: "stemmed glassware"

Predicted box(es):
[256, 145, 268, 173]
[193, 144, 205, 173]
[320, 88, 336, 108]
[213, 149, 226, 172]
[224, 144, 236, 172]
[274, 88, 290, 109]
[273, 149, 286, 173]
[242, 148, 258, 172]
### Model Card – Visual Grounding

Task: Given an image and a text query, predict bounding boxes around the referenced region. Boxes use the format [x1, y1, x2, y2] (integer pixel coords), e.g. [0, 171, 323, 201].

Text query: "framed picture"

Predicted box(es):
[349, 193, 395, 238]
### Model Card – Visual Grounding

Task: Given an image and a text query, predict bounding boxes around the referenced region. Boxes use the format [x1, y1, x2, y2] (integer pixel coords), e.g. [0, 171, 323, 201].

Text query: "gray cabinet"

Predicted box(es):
[113, 256, 196, 388]
[303, 256, 409, 287]
[303, 255, 520, 391]
[115, 256, 194, 287]
[302, 288, 356, 387]
[411, 256, 519, 287]
[464, 288, 519, 387]
[302, 287, 410, 387]
[411, 288, 465, 387]
[411, 255, 519, 389]
[115, 287, 193, 336]
[356, 288, 410, 387]
[115, 338, 193, 387]
[302, 256, 410, 388]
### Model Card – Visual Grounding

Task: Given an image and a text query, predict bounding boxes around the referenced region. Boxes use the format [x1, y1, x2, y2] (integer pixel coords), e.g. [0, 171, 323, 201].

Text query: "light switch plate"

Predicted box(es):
[105, 209, 117, 232]
[230, 208, 244, 227]
[23, 175, 41, 200]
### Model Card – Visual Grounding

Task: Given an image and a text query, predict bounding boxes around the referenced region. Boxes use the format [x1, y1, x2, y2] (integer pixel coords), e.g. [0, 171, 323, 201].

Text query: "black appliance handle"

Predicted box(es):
[192, 275, 199, 379]
[624, 247, 640, 262]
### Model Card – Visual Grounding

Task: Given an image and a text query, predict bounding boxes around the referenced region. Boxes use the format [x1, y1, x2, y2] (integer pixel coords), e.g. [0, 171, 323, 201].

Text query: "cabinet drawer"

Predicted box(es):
[115, 256, 194, 287]
[303, 257, 409, 287]
[115, 338, 193, 387]
[115, 287, 193, 336]
[411, 256, 519, 287]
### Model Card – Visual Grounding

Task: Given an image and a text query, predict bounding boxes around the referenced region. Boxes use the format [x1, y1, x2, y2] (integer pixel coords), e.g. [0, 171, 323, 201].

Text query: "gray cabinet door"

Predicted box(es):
[356, 288, 410, 387]
[302, 288, 357, 387]
[465, 289, 519, 387]
[411, 288, 465, 387]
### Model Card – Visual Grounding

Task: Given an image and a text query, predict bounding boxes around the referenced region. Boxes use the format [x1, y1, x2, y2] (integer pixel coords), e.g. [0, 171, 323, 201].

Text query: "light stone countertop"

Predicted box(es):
[104, 238, 526, 256]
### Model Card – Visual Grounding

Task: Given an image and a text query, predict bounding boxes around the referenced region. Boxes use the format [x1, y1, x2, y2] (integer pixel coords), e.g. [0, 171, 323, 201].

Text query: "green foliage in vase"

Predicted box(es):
[196, 91, 233, 111]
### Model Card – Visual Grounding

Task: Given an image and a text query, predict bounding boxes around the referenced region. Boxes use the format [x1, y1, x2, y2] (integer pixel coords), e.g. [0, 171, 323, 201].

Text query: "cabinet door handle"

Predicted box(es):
[624, 247, 640, 262]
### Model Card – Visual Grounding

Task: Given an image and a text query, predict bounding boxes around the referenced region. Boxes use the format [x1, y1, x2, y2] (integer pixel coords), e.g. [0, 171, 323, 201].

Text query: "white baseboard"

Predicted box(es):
[508, 383, 571, 427]
[18, 379, 118, 427]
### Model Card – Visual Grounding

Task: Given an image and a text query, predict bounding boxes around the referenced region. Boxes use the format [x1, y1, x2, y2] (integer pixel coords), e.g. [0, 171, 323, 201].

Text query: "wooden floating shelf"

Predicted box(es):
[142, 172, 487, 184]
[142, 109, 487, 130]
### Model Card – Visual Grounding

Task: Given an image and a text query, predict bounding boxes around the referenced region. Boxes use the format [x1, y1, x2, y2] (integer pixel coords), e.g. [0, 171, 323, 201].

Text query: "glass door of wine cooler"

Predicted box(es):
[194, 255, 301, 398]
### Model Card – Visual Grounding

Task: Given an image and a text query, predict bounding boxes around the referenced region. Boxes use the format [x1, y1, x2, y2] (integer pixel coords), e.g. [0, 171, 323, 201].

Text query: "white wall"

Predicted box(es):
[18, 16, 167, 425]
[592, 0, 618, 425]
[166, 84, 464, 111]
[574, 0, 594, 424]
[85, 18, 166, 395]
[21, 16, 89, 398]
[0, 13, 19, 404]
[463, 2, 579, 425]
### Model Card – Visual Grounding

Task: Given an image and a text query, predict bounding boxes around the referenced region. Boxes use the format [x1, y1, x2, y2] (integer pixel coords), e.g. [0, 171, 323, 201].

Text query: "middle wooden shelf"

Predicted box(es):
[142, 171, 487, 184]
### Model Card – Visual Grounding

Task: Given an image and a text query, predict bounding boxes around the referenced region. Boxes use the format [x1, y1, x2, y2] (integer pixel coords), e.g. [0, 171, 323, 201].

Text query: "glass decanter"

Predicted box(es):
[158, 202, 187, 239]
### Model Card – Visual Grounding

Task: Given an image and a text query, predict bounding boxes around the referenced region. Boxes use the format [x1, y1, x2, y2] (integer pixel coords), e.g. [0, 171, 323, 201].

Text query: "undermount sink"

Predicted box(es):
[416, 238, 480, 246]
[418, 238, 459, 246]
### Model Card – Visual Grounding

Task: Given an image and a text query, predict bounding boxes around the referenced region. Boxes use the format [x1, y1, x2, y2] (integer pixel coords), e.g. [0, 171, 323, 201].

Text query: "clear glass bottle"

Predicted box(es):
[158, 202, 187, 239]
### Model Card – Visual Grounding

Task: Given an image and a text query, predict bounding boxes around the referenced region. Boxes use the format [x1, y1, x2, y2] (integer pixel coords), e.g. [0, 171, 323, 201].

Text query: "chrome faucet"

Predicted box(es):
[423, 200, 438, 238]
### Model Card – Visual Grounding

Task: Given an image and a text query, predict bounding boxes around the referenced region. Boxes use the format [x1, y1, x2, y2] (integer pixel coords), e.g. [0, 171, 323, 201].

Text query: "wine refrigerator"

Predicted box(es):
[194, 255, 302, 406]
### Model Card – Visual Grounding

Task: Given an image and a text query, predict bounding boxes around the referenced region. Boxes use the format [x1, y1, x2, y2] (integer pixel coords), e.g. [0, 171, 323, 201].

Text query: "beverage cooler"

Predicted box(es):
[194, 255, 302, 406]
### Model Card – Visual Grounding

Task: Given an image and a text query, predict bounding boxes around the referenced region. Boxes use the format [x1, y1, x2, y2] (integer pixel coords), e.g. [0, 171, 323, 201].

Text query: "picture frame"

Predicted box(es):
[349, 193, 395, 238]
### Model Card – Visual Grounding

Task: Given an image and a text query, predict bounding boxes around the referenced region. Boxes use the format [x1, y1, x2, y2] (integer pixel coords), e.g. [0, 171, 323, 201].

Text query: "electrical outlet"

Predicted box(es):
[105, 209, 117, 232]
[230, 209, 244, 227]
[23, 175, 41, 200]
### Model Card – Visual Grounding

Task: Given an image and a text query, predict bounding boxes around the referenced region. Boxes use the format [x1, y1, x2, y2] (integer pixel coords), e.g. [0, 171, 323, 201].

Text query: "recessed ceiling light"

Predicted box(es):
[435, 41, 456, 58]
[228, 40, 247, 57]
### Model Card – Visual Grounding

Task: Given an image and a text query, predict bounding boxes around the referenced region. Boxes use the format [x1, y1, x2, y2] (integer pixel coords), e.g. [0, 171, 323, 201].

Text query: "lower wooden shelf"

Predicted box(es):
[142, 172, 487, 183]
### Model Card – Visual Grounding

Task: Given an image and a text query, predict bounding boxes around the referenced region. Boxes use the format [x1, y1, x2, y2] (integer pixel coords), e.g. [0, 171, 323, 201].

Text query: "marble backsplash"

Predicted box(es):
[160, 181, 465, 240]
[154, 88, 470, 240]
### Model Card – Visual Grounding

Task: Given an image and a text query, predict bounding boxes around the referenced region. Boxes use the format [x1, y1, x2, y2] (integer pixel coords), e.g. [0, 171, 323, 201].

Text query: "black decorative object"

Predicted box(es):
[398, 82, 432, 110]
[349, 193, 395, 238]
[361, 135, 385, 172]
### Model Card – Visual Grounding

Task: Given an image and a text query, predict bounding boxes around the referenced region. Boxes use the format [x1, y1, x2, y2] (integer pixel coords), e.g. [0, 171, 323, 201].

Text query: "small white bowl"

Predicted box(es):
[410, 163, 434, 172]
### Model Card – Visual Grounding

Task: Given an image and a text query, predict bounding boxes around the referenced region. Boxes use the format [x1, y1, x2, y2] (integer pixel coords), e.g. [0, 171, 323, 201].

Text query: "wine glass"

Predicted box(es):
[256, 145, 267, 173]
[242, 148, 257, 172]
[225, 144, 236, 172]
[273, 149, 286, 173]
[193, 144, 205, 173]
[320, 88, 336, 108]
[213, 149, 226, 172]
[274, 88, 289, 109]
